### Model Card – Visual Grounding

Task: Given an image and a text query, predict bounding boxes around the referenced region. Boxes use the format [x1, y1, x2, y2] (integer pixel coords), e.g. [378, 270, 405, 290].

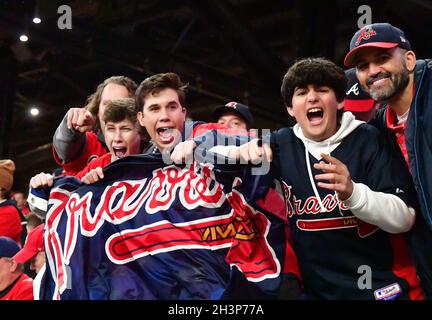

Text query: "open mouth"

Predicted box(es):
[113, 147, 127, 158]
[307, 107, 324, 124]
[156, 127, 175, 143]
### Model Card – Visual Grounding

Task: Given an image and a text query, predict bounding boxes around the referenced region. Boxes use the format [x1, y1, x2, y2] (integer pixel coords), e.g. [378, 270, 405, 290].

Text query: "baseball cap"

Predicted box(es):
[344, 68, 376, 112]
[213, 101, 254, 129]
[0, 236, 20, 258]
[344, 23, 411, 67]
[13, 224, 44, 264]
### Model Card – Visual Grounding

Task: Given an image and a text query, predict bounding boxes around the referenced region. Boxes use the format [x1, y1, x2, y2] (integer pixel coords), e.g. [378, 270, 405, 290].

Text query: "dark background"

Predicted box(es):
[0, 0, 431, 192]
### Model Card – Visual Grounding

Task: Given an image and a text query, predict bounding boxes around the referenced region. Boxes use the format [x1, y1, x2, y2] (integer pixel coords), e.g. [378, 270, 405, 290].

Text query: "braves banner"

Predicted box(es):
[39, 154, 287, 300]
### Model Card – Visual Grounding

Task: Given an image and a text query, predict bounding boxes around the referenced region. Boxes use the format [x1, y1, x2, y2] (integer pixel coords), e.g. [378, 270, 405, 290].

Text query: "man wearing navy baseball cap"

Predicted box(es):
[345, 22, 432, 299]
[344, 23, 412, 68]
[213, 101, 254, 132]
[0, 237, 34, 300]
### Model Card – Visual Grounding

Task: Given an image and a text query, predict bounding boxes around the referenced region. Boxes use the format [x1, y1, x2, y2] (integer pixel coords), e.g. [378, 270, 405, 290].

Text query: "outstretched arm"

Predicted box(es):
[53, 108, 96, 163]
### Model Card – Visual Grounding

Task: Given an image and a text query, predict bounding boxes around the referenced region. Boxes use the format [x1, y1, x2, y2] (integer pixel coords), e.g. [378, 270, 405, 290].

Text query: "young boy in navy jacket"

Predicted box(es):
[225, 58, 424, 299]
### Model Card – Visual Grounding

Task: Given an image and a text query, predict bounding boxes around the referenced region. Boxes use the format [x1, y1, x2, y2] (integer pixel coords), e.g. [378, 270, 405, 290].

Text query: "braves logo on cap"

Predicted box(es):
[225, 101, 238, 109]
[355, 27, 377, 46]
[346, 83, 360, 96]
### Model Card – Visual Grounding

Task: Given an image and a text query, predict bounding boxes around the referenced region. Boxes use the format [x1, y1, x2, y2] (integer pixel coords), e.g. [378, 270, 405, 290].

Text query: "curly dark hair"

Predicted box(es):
[135, 72, 188, 111]
[281, 58, 347, 107]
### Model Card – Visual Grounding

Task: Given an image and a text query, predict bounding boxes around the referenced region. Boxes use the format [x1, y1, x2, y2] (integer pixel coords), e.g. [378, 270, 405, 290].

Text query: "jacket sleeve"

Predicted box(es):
[341, 182, 415, 233]
[53, 113, 87, 164]
[344, 125, 419, 233]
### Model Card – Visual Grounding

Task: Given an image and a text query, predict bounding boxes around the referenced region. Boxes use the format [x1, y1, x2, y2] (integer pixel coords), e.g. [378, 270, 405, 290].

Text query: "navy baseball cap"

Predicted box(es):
[0, 236, 20, 258]
[344, 23, 411, 67]
[213, 101, 254, 128]
[344, 68, 376, 112]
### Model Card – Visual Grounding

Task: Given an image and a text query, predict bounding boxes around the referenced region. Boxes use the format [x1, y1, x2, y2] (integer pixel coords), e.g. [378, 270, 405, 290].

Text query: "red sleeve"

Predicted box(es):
[0, 205, 22, 244]
[75, 153, 112, 180]
[52, 132, 108, 176]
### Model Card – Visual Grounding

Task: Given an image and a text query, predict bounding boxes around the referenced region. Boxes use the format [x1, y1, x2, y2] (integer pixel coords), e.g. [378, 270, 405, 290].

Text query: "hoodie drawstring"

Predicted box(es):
[296, 113, 363, 216]
[305, 141, 327, 213]
[304, 140, 344, 215]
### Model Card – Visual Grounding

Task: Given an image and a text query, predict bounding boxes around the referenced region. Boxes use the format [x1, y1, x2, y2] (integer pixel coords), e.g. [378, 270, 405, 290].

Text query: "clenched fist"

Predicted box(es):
[67, 107, 97, 133]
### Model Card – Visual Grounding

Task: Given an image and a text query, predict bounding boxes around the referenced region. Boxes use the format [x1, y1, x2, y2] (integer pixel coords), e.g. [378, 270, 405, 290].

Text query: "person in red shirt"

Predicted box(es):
[0, 160, 22, 245]
[0, 237, 33, 300]
[77, 98, 144, 183]
[30, 98, 144, 187]
[14, 224, 45, 274]
[13, 224, 45, 300]
[12, 192, 30, 217]
[52, 76, 138, 176]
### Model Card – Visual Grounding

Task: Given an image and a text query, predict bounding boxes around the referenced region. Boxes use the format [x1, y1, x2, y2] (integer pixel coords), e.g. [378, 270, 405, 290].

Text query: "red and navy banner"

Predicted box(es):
[40, 154, 286, 300]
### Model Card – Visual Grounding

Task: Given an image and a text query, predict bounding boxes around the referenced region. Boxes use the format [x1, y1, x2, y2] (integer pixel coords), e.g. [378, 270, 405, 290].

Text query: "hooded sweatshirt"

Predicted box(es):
[291, 112, 415, 233]
[269, 111, 422, 300]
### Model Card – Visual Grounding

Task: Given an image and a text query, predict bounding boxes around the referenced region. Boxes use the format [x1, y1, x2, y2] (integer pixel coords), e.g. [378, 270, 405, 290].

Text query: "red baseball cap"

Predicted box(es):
[344, 68, 376, 112]
[13, 224, 44, 263]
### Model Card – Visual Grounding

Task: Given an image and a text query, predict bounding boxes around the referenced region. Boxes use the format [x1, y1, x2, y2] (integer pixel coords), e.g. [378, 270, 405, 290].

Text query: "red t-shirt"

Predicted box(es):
[385, 107, 409, 166]
[53, 131, 108, 176]
[0, 202, 22, 244]
[75, 153, 112, 180]
[384, 85, 415, 168]
[0, 274, 34, 300]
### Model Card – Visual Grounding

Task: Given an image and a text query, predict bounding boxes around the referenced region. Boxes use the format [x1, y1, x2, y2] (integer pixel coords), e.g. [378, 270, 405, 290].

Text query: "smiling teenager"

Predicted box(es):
[30, 98, 145, 186]
[223, 57, 425, 299]
[53, 76, 138, 176]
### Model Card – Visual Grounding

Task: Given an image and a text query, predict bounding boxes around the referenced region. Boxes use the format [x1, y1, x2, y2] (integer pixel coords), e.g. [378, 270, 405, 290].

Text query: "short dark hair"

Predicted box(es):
[103, 98, 137, 124]
[281, 58, 347, 107]
[85, 76, 138, 129]
[103, 98, 149, 147]
[135, 72, 188, 111]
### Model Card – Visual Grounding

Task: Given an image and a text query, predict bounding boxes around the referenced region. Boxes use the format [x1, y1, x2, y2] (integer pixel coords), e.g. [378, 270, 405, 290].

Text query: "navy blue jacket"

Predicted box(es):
[370, 59, 432, 299]
[271, 124, 422, 300]
[372, 59, 432, 228]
